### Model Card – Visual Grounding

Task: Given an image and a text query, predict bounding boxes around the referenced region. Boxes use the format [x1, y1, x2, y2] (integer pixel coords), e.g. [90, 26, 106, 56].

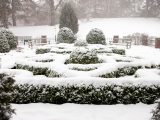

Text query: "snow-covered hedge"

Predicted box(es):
[11, 84, 160, 104]
[0, 29, 17, 50]
[12, 64, 61, 77]
[36, 48, 51, 54]
[0, 74, 15, 120]
[112, 48, 125, 55]
[74, 40, 88, 47]
[57, 27, 76, 44]
[99, 66, 141, 78]
[0, 32, 10, 53]
[152, 102, 160, 120]
[86, 28, 106, 45]
[66, 47, 101, 64]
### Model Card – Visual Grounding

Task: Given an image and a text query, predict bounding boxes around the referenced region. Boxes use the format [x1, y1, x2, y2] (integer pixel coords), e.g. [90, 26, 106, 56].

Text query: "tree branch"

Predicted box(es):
[55, 0, 63, 10]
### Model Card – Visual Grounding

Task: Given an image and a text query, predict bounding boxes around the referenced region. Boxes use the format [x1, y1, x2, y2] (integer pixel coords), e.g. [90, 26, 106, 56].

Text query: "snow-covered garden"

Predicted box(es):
[0, 18, 160, 120]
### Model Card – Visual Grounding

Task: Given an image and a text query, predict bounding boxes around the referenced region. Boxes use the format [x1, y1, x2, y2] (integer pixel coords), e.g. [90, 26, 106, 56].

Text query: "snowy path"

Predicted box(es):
[12, 103, 156, 120]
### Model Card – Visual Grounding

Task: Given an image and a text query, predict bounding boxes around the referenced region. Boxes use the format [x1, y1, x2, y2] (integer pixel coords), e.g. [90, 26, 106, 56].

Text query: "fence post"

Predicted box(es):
[155, 38, 160, 49]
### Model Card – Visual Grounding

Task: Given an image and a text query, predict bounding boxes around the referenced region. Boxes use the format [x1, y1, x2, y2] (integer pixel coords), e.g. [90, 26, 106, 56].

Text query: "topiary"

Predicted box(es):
[74, 39, 88, 47]
[86, 28, 106, 45]
[57, 27, 76, 44]
[0, 29, 17, 50]
[66, 47, 100, 64]
[151, 102, 160, 120]
[0, 74, 15, 120]
[0, 32, 10, 53]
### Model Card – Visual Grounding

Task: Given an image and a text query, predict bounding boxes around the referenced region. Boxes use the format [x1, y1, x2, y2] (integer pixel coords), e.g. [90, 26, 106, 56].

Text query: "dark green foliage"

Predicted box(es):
[86, 28, 106, 45]
[0, 32, 10, 53]
[11, 84, 160, 105]
[65, 48, 101, 64]
[36, 48, 51, 54]
[152, 102, 160, 120]
[59, 2, 78, 34]
[0, 29, 17, 49]
[57, 27, 76, 44]
[112, 49, 126, 55]
[99, 66, 142, 78]
[36, 59, 54, 63]
[12, 64, 62, 77]
[0, 74, 15, 120]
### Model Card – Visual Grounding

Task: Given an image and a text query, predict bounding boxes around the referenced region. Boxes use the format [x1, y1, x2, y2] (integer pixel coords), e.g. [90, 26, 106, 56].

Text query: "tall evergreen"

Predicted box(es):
[59, 2, 78, 34]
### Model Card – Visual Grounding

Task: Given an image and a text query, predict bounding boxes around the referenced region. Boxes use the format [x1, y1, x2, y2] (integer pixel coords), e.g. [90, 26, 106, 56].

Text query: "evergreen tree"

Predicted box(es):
[59, 2, 78, 34]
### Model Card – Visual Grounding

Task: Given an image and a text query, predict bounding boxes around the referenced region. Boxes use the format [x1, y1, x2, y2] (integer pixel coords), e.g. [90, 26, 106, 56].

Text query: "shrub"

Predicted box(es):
[112, 48, 125, 55]
[74, 40, 88, 47]
[57, 27, 76, 44]
[36, 48, 51, 54]
[59, 2, 78, 34]
[12, 64, 61, 78]
[11, 83, 160, 104]
[66, 47, 100, 64]
[151, 102, 160, 120]
[0, 32, 10, 53]
[0, 29, 17, 49]
[0, 74, 15, 120]
[86, 28, 106, 45]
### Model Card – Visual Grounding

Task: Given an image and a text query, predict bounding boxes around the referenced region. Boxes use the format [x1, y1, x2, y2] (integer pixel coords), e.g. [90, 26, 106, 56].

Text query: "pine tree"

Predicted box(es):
[59, 2, 78, 34]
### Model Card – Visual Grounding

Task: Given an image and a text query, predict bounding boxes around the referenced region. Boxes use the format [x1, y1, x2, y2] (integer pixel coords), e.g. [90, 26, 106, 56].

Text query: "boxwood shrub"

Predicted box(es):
[11, 84, 160, 105]
[152, 102, 160, 120]
[112, 49, 125, 55]
[12, 64, 61, 77]
[36, 48, 51, 54]
[0, 74, 15, 120]
[65, 47, 102, 64]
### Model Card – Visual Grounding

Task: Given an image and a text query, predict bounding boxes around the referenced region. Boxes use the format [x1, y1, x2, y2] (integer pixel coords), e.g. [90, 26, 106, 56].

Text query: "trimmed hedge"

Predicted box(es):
[70, 67, 98, 71]
[12, 64, 61, 77]
[112, 49, 125, 55]
[36, 48, 51, 54]
[0, 74, 15, 120]
[36, 59, 54, 63]
[99, 66, 142, 78]
[11, 84, 160, 104]
[152, 102, 160, 120]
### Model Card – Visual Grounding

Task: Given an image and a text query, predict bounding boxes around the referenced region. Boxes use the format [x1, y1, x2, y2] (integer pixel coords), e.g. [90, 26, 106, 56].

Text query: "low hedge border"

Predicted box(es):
[36, 48, 51, 54]
[70, 67, 98, 71]
[12, 64, 62, 77]
[12, 84, 160, 104]
[99, 65, 160, 78]
[112, 49, 125, 55]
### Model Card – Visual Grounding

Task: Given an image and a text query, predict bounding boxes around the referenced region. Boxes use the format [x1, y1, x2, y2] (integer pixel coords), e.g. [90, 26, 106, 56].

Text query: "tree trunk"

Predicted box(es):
[11, 0, 17, 26]
[48, 0, 55, 26]
[2, 0, 9, 28]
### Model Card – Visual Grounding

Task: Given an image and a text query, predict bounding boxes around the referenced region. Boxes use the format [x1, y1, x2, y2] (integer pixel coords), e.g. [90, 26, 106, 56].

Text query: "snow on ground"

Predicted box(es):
[9, 18, 160, 40]
[12, 103, 156, 120]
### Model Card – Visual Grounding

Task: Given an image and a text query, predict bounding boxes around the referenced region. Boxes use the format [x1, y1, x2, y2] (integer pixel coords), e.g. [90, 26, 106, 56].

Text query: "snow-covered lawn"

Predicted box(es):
[12, 103, 156, 120]
[10, 18, 160, 40]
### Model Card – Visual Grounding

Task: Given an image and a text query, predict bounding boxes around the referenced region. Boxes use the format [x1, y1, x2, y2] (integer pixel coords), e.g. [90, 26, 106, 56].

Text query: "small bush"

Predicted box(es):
[0, 32, 10, 53]
[0, 74, 15, 120]
[74, 40, 88, 47]
[66, 47, 101, 64]
[86, 28, 106, 45]
[0, 29, 17, 50]
[36, 48, 51, 54]
[57, 27, 76, 44]
[112, 49, 125, 55]
[151, 102, 160, 120]
[12, 64, 61, 77]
